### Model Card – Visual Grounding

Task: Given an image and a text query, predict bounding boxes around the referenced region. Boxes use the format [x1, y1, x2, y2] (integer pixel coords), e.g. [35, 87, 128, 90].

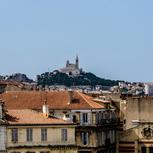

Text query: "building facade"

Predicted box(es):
[117, 96, 153, 153]
[6, 109, 77, 153]
[0, 100, 6, 153]
[1, 91, 118, 153]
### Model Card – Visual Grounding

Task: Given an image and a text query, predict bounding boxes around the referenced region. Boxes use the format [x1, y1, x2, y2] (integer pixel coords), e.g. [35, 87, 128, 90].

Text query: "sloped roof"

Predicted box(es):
[7, 109, 73, 125]
[1, 91, 104, 110]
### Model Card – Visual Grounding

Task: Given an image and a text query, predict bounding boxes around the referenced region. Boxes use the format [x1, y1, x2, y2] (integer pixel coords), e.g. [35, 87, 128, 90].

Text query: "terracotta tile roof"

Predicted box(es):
[77, 92, 104, 108]
[7, 109, 73, 125]
[2, 91, 104, 110]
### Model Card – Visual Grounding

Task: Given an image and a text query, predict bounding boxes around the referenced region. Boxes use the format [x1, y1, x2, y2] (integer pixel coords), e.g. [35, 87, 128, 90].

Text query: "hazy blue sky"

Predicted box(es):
[0, 0, 153, 82]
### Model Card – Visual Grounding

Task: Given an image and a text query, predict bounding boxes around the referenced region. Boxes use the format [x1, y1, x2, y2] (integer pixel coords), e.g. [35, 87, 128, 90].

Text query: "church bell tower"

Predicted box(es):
[75, 54, 79, 69]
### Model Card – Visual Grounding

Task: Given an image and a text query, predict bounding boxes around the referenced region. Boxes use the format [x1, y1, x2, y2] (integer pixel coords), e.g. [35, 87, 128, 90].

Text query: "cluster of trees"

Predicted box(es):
[0, 73, 34, 83]
[37, 71, 120, 87]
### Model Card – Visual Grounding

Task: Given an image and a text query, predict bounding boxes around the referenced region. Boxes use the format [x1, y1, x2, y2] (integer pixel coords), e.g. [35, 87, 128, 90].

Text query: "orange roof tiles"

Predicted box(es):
[7, 109, 73, 125]
[1, 91, 104, 110]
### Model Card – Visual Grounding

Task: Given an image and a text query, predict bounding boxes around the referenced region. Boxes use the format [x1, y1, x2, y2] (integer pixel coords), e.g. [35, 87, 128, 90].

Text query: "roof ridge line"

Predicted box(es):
[77, 92, 94, 108]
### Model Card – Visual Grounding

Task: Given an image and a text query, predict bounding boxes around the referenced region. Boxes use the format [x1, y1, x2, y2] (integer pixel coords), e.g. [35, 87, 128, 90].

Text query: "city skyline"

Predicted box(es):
[0, 0, 153, 82]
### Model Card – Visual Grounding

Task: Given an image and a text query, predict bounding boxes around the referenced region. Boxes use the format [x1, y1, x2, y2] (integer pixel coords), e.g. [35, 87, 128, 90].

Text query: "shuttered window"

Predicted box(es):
[40, 152, 50, 153]
[81, 132, 89, 145]
[141, 147, 146, 153]
[82, 113, 88, 123]
[61, 129, 67, 142]
[149, 147, 153, 153]
[26, 128, 33, 142]
[41, 128, 47, 141]
[12, 128, 18, 143]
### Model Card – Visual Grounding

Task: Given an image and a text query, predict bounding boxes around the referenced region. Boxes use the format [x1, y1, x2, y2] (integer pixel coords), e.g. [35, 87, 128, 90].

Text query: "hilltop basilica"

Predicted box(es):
[60, 55, 82, 76]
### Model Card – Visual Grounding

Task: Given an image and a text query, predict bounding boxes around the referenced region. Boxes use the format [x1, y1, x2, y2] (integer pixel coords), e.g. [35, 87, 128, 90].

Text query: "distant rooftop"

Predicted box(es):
[7, 109, 73, 125]
[1, 91, 104, 110]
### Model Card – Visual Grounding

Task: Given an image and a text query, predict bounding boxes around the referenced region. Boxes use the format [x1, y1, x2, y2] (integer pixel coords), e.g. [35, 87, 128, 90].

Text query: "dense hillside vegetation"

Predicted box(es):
[0, 73, 34, 83]
[37, 71, 120, 87]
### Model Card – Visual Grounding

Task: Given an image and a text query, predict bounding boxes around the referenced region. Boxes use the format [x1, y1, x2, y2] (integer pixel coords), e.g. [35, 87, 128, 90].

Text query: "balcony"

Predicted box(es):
[96, 118, 119, 125]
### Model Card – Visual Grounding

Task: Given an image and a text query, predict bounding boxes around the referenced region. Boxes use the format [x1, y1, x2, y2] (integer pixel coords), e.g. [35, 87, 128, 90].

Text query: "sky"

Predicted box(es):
[0, 0, 153, 82]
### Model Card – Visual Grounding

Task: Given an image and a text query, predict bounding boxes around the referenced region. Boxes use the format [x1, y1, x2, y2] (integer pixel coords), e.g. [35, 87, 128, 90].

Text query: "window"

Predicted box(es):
[123, 119, 126, 124]
[61, 129, 67, 142]
[12, 128, 18, 143]
[81, 132, 89, 145]
[82, 113, 88, 123]
[40, 152, 50, 153]
[111, 130, 115, 143]
[73, 115, 77, 123]
[26, 128, 33, 142]
[149, 147, 153, 153]
[65, 114, 69, 118]
[141, 147, 146, 153]
[41, 128, 47, 141]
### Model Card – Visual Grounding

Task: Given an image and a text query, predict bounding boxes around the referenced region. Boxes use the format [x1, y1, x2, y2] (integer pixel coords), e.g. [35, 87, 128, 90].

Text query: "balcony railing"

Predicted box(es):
[96, 118, 119, 125]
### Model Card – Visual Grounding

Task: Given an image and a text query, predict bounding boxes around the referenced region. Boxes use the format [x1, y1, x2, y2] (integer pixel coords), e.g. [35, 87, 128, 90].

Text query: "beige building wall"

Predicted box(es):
[7, 148, 78, 153]
[125, 97, 153, 129]
[7, 125, 77, 153]
[118, 97, 153, 153]
[7, 126, 75, 146]
[0, 126, 6, 152]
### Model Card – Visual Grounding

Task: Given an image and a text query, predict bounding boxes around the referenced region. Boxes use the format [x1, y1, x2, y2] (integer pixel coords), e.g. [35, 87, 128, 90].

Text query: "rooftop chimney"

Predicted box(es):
[42, 102, 49, 118]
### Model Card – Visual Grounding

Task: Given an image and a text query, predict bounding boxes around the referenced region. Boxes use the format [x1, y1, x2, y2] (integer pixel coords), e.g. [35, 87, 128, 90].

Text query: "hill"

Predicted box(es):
[0, 73, 34, 83]
[37, 71, 121, 87]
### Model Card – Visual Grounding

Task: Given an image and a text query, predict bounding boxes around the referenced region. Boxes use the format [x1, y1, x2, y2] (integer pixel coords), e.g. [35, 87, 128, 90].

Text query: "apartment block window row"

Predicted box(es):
[11, 152, 52, 153]
[11, 128, 68, 143]
[11, 151, 64, 153]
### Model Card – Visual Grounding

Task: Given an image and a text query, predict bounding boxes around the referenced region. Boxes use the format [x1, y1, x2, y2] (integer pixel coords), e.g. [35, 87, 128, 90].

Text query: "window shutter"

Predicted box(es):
[62, 129, 64, 141]
[65, 129, 67, 141]
[61, 129, 67, 142]
[41, 128, 47, 141]
[80, 113, 83, 124]
[81, 132, 84, 144]
[86, 132, 89, 145]
[12, 128, 18, 143]
[88, 113, 91, 124]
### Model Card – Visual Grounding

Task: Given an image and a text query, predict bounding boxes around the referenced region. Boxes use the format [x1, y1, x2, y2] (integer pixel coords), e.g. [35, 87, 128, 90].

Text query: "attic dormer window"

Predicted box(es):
[71, 98, 80, 103]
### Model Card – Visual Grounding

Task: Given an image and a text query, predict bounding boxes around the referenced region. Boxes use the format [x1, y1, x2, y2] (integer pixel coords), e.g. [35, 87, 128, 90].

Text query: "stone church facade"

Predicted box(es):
[60, 55, 81, 76]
